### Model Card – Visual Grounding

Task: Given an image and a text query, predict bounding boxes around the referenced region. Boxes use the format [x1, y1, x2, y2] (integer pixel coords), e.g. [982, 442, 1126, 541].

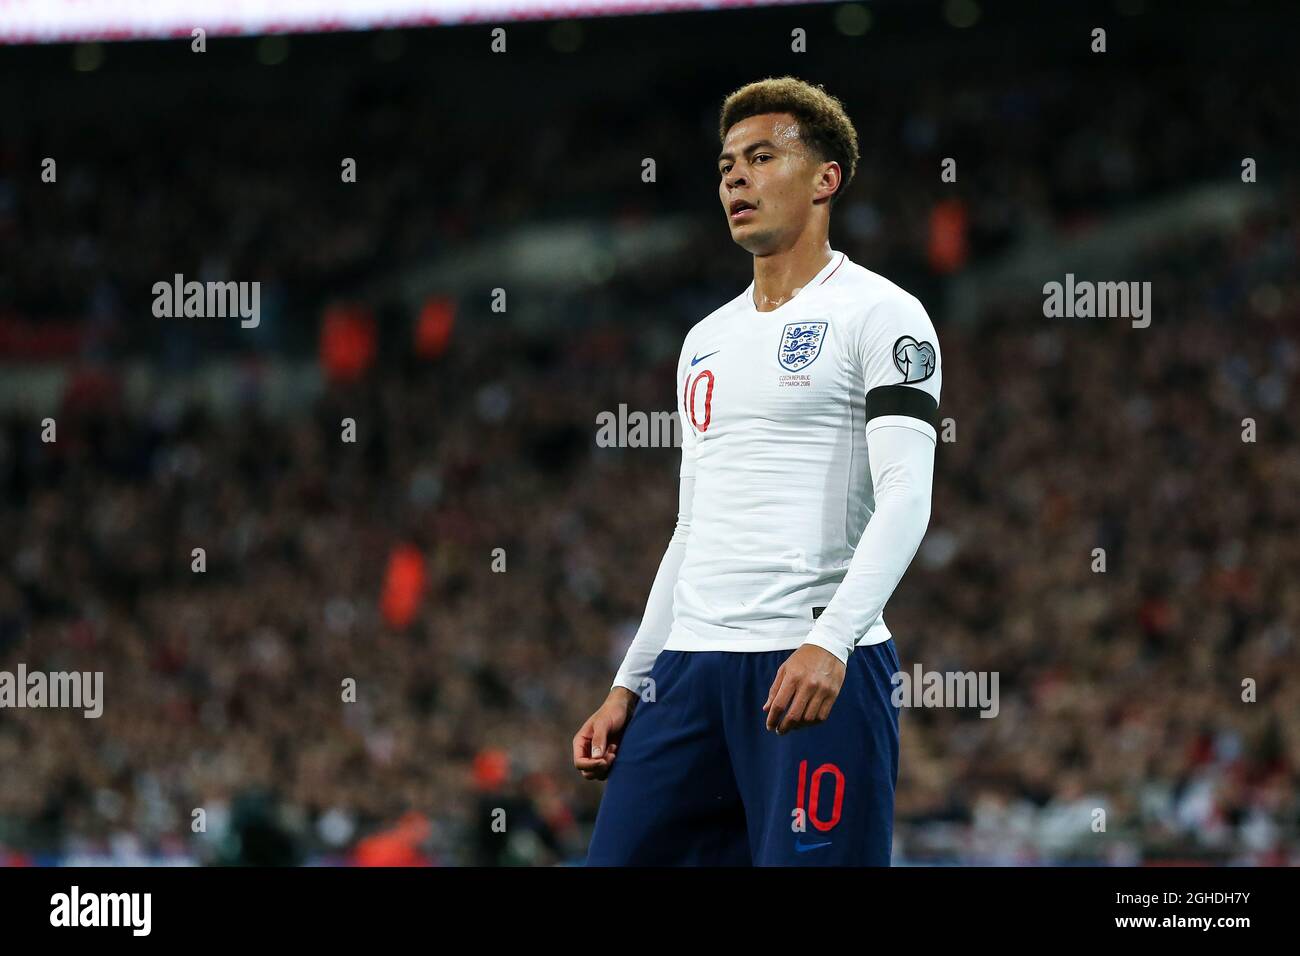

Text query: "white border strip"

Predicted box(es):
[0, 0, 806, 44]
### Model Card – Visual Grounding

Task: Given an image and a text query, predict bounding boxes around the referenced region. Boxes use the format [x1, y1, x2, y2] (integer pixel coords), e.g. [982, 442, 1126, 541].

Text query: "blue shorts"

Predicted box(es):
[585, 641, 901, 866]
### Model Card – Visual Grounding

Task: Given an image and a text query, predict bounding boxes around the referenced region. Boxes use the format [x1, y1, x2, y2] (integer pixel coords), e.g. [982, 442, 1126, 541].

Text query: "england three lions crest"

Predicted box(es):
[778, 321, 829, 371]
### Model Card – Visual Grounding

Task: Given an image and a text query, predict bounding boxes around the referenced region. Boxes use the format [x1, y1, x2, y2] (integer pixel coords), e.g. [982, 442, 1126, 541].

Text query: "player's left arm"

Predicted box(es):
[765, 293, 941, 734]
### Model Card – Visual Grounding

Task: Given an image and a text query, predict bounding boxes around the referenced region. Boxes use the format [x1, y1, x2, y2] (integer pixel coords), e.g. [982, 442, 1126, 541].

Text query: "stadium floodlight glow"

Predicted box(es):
[0, 0, 818, 44]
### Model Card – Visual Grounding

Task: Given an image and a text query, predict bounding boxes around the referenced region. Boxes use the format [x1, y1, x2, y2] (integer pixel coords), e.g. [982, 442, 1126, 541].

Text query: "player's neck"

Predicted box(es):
[750, 242, 835, 312]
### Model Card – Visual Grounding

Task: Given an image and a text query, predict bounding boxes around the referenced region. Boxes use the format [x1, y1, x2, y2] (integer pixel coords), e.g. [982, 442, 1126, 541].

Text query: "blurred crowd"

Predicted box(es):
[3, 196, 1298, 864]
[2, 30, 1295, 349]
[1, 12, 1298, 865]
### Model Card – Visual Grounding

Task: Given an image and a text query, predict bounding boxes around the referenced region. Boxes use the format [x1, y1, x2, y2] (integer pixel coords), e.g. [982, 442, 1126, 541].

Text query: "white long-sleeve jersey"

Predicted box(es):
[613, 250, 941, 692]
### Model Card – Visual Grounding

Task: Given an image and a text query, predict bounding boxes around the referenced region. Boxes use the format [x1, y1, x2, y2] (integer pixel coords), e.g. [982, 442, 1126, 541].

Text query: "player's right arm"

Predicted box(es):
[571, 471, 695, 780]
[573, 349, 699, 781]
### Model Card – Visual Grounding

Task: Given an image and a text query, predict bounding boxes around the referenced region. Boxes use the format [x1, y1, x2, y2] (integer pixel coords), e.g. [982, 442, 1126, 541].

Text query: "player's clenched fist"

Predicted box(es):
[573, 687, 637, 780]
[763, 644, 846, 734]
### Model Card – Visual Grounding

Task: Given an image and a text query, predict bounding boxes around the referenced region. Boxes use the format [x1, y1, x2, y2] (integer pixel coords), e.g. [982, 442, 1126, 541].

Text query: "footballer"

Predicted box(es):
[573, 76, 942, 866]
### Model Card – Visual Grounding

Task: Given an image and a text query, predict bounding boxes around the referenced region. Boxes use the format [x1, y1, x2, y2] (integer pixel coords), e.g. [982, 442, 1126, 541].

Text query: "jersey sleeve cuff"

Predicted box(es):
[611, 675, 641, 694]
[800, 630, 854, 665]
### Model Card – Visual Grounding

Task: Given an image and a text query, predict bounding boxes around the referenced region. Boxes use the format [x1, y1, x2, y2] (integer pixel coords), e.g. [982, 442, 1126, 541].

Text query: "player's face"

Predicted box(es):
[718, 113, 820, 254]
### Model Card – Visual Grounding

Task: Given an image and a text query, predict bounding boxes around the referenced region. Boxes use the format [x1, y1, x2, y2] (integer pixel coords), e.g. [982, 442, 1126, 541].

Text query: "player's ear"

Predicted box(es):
[815, 160, 840, 203]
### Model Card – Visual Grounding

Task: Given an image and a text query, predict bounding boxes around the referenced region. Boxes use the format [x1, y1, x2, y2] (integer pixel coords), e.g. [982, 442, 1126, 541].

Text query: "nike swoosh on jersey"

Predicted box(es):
[691, 350, 720, 366]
